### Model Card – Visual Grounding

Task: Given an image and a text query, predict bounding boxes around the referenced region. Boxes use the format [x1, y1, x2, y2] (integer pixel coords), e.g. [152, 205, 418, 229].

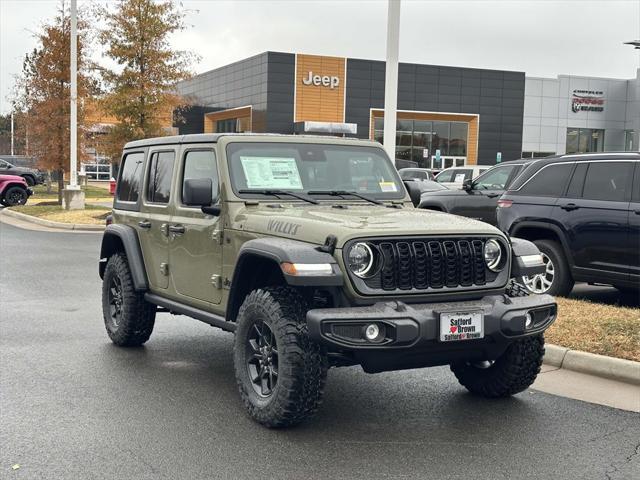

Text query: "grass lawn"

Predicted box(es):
[547, 297, 640, 362]
[30, 184, 113, 203]
[9, 203, 111, 225]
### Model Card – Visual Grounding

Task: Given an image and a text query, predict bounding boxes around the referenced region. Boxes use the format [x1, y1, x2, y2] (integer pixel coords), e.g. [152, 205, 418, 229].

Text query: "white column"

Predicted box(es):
[383, 0, 401, 164]
[69, 0, 78, 189]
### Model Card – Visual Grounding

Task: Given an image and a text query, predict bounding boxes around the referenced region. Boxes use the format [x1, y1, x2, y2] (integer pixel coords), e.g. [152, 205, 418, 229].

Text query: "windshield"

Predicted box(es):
[227, 142, 405, 200]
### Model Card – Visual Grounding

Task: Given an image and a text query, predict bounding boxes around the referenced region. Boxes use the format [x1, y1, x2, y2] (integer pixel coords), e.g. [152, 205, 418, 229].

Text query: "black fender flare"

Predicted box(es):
[509, 220, 574, 267]
[509, 237, 545, 277]
[98, 224, 148, 291]
[417, 199, 449, 212]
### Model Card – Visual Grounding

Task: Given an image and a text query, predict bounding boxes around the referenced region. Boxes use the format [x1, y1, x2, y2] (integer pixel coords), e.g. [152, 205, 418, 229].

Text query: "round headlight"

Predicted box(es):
[484, 239, 503, 272]
[348, 242, 375, 278]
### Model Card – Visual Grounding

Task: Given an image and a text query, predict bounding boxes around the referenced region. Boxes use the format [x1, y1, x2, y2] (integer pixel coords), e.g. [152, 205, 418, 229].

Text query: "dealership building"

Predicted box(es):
[174, 52, 640, 167]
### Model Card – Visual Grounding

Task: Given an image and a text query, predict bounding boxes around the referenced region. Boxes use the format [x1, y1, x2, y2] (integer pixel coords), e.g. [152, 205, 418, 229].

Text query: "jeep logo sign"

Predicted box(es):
[302, 71, 340, 89]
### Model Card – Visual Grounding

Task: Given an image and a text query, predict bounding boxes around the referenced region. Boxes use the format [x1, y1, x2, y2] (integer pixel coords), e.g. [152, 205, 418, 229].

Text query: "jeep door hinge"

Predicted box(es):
[211, 274, 222, 289]
[212, 228, 223, 244]
[160, 263, 169, 276]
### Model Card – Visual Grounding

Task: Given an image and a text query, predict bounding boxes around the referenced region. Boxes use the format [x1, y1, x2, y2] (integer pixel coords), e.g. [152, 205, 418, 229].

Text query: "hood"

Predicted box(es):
[231, 203, 502, 247]
[0, 174, 27, 183]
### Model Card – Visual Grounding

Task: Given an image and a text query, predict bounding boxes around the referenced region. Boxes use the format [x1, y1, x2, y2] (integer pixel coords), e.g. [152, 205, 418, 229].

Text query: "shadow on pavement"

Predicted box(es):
[569, 283, 639, 308]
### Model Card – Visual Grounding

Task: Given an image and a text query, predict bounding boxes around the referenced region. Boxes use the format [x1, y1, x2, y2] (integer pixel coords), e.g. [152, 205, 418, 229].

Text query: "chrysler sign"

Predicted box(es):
[302, 71, 340, 89]
[571, 89, 604, 113]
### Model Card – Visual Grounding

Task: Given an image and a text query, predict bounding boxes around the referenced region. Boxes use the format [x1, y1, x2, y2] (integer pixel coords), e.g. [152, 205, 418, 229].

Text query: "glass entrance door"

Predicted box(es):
[430, 156, 467, 169]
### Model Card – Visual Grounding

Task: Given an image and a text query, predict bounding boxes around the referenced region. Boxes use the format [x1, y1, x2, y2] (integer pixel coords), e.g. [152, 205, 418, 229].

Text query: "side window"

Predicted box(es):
[436, 170, 454, 182]
[519, 163, 573, 197]
[146, 151, 175, 204]
[117, 152, 145, 202]
[474, 165, 516, 190]
[582, 162, 633, 202]
[633, 163, 640, 202]
[565, 163, 588, 198]
[182, 150, 219, 204]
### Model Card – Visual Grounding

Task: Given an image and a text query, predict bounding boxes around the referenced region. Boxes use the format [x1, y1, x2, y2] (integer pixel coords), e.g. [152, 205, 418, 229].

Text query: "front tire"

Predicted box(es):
[451, 334, 545, 398]
[101, 253, 156, 346]
[2, 186, 29, 206]
[22, 175, 35, 187]
[521, 239, 573, 296]
[233, 287, 327, 428]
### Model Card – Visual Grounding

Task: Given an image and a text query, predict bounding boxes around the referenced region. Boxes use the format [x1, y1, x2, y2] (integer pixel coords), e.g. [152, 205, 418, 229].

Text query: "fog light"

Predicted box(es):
[525, 313, 533, 329]
[364, 323, 380, 341]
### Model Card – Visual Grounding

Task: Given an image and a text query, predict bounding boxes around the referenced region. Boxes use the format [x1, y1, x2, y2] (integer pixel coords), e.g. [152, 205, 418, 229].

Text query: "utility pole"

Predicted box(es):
[383, 0, 401, 164]
[10, 111, 14, 156]
[63, 0, 85, 209]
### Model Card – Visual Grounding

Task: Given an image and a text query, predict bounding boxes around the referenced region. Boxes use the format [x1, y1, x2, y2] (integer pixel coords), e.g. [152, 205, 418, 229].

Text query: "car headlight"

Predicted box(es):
[484, 239, 503, 272]
[347, 242, 376, 278]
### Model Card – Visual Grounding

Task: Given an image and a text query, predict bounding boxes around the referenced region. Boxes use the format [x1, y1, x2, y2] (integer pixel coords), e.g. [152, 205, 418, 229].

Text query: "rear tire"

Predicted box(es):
[233, 287, 327, 428]
[101, 253, 156, 346]
[522, 239, 573, 296]
[451, 334, 545, 398]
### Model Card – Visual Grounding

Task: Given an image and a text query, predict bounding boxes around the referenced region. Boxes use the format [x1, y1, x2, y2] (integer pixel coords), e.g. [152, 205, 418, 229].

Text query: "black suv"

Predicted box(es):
[498, 152, 640, 296]
[418, 160, 532, 225]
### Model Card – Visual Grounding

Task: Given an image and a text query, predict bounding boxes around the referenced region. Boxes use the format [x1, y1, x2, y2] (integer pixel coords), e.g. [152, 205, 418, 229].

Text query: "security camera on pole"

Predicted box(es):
[62, 0, 85, 210]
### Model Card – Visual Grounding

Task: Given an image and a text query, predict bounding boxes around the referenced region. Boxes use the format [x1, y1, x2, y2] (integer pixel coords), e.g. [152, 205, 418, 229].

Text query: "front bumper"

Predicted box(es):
[307, 293, 556, 372]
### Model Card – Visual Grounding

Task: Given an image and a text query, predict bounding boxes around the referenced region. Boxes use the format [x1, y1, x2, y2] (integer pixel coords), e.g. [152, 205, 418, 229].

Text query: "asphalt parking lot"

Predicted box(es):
[1, 220, 639, 480]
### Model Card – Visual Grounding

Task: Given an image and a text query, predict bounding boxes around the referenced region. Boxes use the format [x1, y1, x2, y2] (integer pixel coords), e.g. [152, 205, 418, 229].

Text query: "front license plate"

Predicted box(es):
[439, 311, 484, 342]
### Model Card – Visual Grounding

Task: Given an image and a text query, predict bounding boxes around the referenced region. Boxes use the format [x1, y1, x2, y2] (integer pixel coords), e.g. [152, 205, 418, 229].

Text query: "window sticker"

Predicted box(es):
[379, 181, 398, 192]
[240, 157, 303, 189]
[454, 173, 467, 183]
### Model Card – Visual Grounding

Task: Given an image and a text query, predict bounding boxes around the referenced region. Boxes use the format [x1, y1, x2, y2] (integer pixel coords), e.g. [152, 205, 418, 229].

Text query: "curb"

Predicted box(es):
[544, 343, 640, 386]
[1, 208, 105, 232]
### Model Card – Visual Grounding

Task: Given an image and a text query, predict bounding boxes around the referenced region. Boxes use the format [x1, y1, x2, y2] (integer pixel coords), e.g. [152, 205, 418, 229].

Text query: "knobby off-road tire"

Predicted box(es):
[450, 281, 545, 397]
[233, 287, 328, 428]
[101, 253, 156, 346]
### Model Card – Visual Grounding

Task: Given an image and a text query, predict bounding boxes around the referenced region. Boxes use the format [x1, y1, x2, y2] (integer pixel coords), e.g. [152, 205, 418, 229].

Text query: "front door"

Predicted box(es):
[629, 162, 640, 283]
[454, 164, 520, 225]
[169, 147, 224, 306]
[139, 148, 177, 290]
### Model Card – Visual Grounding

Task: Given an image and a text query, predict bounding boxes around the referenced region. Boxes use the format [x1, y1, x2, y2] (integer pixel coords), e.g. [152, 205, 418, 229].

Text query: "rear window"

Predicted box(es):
[117, 152, 144, 202]
[518, 163, 573, 197]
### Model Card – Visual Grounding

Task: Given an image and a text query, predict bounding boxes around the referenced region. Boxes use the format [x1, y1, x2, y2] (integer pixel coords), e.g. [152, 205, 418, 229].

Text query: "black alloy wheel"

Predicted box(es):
[246, 320, 279, 397]
[108, 275, 124, 329]
[4, 187, 28, 206]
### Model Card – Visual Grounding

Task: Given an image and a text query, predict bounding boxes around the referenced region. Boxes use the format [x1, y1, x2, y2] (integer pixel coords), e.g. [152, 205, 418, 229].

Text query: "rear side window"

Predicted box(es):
[582, 162, 633, 202]
[633, 163, 640, 202]
[146, 151, 175, 204]
[565, 163, 588, 198]
[182, 150, 219, 204]
[518, 163, 573, 197]
[117, 152, 144, 202]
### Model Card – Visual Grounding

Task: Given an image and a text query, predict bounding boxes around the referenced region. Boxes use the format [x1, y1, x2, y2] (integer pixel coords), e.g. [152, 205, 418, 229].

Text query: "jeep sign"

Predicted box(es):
[302, 71, 340, 89]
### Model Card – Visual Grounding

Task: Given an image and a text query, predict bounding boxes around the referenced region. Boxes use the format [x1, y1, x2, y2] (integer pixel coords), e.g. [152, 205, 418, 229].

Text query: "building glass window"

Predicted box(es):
[521, 151, 556, 158]
[624, 130, 636, 151]
[566, 128, 605, 154]
[449, 122, 468, 156]
[431, 121, 450, 157]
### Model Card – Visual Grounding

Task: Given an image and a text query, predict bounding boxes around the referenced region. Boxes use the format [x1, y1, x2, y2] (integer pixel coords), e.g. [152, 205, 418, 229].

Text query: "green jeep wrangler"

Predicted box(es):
[99, 134, 556, 428]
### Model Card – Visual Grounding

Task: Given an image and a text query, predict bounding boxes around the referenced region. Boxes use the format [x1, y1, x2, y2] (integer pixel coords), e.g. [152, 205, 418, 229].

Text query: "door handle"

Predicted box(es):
[634, 210, 640, 215]
[486, 193, 500, 198]
[168, 224, 185, 235]
[560, 203, 579, 211]
[138, 220, 151, 229]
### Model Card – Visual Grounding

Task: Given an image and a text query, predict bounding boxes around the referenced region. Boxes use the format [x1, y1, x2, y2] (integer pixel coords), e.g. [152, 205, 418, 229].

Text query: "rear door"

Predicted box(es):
[139, 148, 177, 290]
[554, 160, 633, 278]
[455, 164, 521, 224]
[628, 162, 640, 282]
[169, 146, 224, 306]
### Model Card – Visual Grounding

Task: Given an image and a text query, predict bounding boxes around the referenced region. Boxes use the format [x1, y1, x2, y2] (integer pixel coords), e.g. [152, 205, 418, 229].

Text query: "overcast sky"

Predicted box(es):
[1, 0, 639, 113]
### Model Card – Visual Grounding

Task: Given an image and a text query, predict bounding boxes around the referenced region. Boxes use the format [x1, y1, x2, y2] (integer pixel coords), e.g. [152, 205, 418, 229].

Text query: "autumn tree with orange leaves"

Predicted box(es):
[13, 1, 96, 203]
[98, 0, 196, 160]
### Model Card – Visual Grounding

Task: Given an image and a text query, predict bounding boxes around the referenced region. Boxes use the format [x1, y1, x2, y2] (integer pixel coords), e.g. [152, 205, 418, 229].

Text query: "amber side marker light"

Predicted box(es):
[281, 262, 333, 276]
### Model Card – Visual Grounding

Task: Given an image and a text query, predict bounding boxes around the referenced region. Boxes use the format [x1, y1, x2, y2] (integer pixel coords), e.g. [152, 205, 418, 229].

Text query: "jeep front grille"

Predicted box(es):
[344, 237, 506, 295]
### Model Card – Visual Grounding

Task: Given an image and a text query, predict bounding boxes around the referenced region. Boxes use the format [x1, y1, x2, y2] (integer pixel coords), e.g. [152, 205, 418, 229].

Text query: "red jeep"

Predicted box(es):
[0, 174, 33, 206]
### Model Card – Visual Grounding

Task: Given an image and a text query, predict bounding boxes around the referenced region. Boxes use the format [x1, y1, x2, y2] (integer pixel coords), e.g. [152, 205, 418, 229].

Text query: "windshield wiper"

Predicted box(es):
[238, 189, 319, 205]
[307, 190, 394, 208]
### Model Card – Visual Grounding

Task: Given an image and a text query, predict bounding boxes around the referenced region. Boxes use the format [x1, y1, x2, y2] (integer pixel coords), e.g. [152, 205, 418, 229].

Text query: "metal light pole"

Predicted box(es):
[69, 0, 78, 189]
[383, 0, 401, 164]
[10, 111, 14, 156]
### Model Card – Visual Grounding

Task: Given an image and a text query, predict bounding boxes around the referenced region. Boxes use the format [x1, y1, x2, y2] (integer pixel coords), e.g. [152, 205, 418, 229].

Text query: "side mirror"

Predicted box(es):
[403, 181, 422, 207]
[183, 178, 220, 216]
[462, 179, 473, 191]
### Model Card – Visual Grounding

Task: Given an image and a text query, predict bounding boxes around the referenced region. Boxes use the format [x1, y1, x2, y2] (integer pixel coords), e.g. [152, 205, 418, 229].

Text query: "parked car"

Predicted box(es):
[398, 167, 435, 182]
[419, 160, 532, 225]
[498, 152, 640, 296]
[98, 133, 554, 428]
[0, 174, 33, 206]
[0, 159, 45, 186]
[403, 179, 448, 206]
[435, 165, 489, 189]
